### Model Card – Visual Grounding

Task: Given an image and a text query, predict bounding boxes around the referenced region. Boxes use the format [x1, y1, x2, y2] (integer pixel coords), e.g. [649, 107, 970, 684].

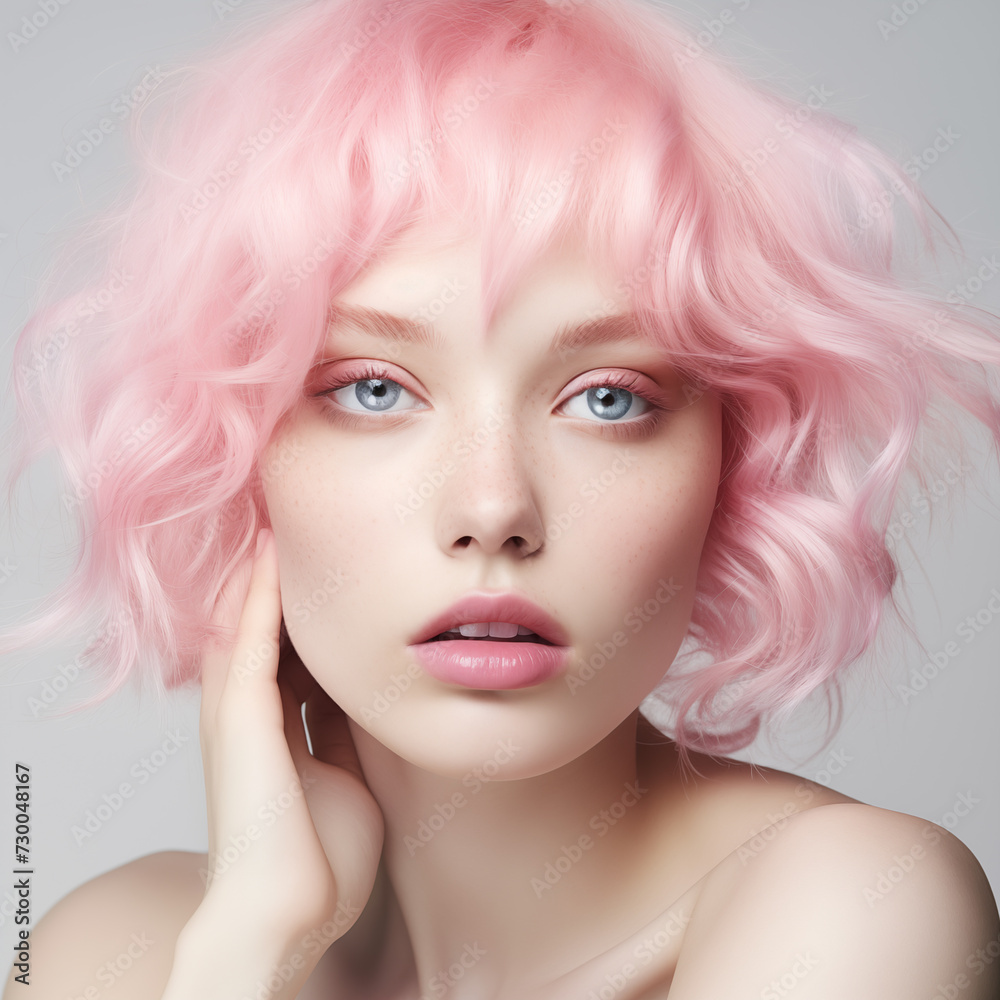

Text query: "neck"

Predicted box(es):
[341, 710, 679, 996]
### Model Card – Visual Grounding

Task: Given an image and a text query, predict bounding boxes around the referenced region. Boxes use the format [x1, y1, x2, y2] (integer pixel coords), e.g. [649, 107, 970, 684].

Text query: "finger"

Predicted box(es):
[200, 549, 254, 727]
[220, 528, 283, 703]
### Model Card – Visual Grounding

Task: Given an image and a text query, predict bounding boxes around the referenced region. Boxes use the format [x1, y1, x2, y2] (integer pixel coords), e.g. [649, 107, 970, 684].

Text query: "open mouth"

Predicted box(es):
[427, 632, 554, 644]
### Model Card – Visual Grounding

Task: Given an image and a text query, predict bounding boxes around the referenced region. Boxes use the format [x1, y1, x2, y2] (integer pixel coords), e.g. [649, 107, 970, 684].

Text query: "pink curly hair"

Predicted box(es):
[4, 0, 1000, 756]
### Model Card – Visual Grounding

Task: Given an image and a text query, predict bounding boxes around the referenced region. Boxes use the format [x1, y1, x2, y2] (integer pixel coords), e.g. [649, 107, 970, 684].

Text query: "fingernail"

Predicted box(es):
[255, 528, 269, 558]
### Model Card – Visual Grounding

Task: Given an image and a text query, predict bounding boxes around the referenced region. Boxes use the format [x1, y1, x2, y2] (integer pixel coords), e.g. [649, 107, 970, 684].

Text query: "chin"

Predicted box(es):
[343, 680, 638, 782]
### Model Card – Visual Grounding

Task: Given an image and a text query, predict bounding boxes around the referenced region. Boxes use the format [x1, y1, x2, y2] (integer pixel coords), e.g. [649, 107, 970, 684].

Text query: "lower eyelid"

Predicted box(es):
[315, 374, 667, 432]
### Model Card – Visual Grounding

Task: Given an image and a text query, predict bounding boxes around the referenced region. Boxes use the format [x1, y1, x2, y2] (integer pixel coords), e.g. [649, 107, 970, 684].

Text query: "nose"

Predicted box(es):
[434, 407, 546, 559]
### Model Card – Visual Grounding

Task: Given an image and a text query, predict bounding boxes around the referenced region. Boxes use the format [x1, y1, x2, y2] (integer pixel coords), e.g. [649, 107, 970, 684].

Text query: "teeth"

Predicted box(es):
[450, 621, 538, 638]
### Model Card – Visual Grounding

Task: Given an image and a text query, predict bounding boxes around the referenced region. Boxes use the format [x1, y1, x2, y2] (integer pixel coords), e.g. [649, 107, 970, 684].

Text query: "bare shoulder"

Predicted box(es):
[2, 850, 207, 1000]
[668, 802, 1000, 999]
[637, 735, 861, 893]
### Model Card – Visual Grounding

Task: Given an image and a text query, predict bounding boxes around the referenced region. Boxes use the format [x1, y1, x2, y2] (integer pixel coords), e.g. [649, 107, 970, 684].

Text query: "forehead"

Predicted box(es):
[333, 222, 632, 348]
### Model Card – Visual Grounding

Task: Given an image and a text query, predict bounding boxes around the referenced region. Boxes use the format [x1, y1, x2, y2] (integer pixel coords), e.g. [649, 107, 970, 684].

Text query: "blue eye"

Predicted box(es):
[334, 377, 410, 412]
[562, 385, 652, 422]
[317, 364, 426, 415]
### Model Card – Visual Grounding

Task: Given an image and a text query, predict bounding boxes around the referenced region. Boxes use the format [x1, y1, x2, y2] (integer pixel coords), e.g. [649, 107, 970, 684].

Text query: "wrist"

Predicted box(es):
[161, 894, 324, 1000]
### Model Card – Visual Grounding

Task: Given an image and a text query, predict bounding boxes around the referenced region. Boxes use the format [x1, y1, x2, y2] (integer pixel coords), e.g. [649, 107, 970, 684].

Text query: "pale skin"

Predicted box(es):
[7, 220, 999, 1000]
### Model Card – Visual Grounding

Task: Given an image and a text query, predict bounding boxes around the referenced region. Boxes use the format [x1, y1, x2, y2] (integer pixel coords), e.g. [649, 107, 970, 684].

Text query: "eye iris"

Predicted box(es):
[587, 386, 632, 420]
[356, 378, 401, 411]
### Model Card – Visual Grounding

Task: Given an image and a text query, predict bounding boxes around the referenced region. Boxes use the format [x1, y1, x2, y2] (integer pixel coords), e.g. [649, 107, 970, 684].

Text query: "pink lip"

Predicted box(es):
[408, 591, 571, 646]
[407, 591, 571, 690]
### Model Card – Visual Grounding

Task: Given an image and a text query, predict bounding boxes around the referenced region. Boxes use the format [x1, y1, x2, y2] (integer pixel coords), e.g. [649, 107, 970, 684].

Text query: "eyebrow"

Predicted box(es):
[324, 303, 645, 355]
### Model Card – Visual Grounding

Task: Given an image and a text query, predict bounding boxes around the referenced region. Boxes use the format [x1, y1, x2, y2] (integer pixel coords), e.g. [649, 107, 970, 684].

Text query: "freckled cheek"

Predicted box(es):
[564, 454, 717, 643]
[262, 453, 400, 641]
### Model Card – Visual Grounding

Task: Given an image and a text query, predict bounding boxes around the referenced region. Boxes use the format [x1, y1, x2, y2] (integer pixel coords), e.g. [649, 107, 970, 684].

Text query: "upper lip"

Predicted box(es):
[408, 591, 570, 646]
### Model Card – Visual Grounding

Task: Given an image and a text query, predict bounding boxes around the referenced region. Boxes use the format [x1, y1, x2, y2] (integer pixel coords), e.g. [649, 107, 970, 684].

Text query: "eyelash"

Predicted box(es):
[312, 362, 669, 441]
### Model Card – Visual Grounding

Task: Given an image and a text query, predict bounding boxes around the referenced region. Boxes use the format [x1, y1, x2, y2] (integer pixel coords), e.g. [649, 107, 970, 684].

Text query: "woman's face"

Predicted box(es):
[261, 221, 723, 778]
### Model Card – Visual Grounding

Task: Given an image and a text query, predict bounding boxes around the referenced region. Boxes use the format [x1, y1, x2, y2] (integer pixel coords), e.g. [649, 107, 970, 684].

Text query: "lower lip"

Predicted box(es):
[408, 640, 569, 690]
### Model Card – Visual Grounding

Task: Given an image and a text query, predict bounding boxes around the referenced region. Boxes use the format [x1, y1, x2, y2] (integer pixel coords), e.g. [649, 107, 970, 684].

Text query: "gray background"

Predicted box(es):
[1, 0, 998, 966]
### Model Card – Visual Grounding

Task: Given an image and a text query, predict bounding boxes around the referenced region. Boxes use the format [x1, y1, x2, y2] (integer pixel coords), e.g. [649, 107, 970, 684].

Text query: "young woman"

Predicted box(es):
[3, 0, 999, 997]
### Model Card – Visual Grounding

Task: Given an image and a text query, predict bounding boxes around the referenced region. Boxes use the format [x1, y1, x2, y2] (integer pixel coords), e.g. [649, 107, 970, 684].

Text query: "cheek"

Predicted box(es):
[557, 403, 721, 683]
[260, 427, 382, 635]
[259, 422, 430, 710]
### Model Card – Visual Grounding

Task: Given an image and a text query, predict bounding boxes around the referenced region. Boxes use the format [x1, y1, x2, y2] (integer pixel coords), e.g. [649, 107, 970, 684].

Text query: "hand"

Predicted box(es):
[196, 527, 385, 947]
